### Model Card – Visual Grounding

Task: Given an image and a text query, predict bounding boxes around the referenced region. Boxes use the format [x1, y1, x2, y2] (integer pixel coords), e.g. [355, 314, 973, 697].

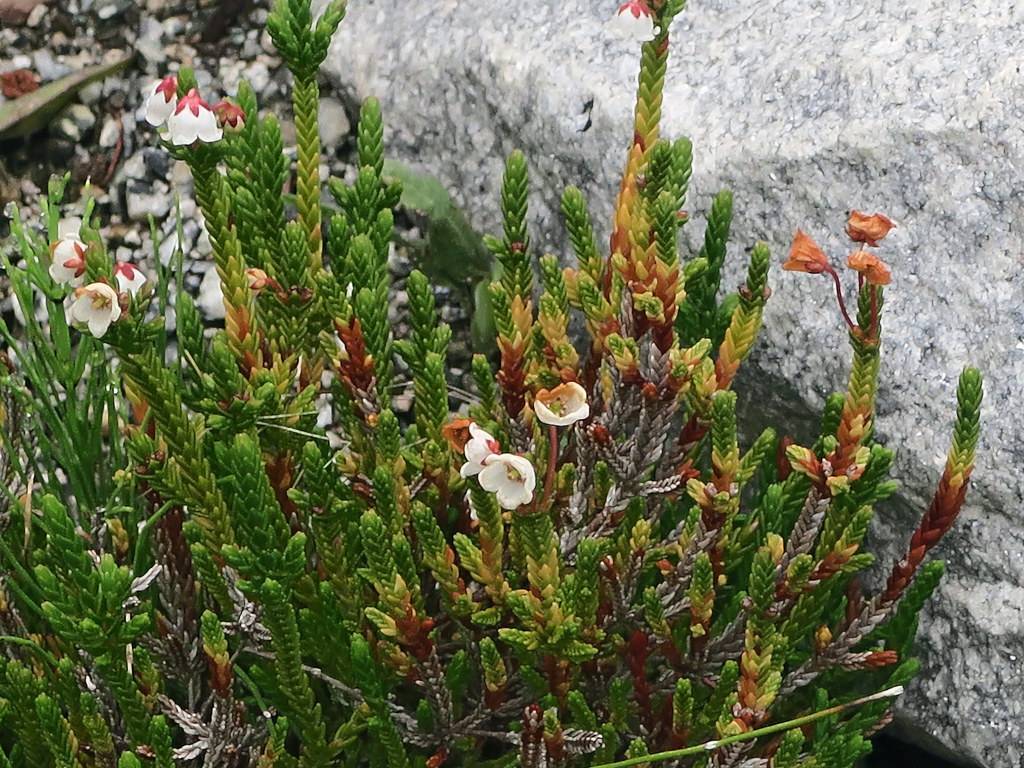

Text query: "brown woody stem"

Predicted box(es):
[825, 266, 857, 334]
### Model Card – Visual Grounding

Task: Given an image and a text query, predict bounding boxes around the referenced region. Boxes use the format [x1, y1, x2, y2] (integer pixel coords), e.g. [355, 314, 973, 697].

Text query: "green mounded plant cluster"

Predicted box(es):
[0, 1, 982, 767]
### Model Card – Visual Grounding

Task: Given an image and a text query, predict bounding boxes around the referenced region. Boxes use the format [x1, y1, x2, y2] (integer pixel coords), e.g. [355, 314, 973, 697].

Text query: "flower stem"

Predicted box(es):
[541, 425, 559, 510]
[826, 266, 857, 334]
[591, 686, 904, 768]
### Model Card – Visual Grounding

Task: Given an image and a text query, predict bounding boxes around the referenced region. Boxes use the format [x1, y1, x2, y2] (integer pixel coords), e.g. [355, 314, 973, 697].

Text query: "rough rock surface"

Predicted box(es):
[325, 3, 1024, 766]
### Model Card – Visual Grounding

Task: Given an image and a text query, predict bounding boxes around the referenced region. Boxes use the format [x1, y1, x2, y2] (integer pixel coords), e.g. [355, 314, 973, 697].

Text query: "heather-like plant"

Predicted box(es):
[0, 1, 982, 767]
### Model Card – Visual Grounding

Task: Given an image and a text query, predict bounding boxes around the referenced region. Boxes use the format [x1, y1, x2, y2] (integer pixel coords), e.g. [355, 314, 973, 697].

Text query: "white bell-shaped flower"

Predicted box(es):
[534, 381, 590, 427]
[478, 453, 537, 510]
[145, 75, 178, 127]
[167, 88, 223, 146]
[68, 282, 122, 338]
[48, 218, 87, 287]
[460, 423, 501, 478]
[609, 0, 656, 42]
[114, 262, 148, 297]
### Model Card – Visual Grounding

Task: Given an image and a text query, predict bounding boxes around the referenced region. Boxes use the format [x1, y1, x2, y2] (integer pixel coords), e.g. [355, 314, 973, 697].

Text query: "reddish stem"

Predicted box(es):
[825, 266, 857, 334]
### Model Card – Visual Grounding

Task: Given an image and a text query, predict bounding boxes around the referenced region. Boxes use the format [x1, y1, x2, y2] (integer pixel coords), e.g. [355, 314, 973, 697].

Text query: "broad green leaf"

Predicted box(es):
[470, 278, 497, 354]
[383, 158, 453, 219]
[383, 159, 492, 284]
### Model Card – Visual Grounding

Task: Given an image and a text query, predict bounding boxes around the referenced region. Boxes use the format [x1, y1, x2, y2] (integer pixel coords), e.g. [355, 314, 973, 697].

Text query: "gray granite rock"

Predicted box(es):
[325, 2, 1023, 766]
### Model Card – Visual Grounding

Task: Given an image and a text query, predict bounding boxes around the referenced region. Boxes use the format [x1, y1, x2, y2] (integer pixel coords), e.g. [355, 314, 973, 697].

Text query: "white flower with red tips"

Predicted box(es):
[167, 88, 223, 146]
[610, 0, 656, 42]
[460, 423, 501, 478]
[68, 282, 122, 338]
[478, 453, 537, 510]
[114, 262, 148, 297]
[49, 218, 87, 287]
[145, 76, 178, 127]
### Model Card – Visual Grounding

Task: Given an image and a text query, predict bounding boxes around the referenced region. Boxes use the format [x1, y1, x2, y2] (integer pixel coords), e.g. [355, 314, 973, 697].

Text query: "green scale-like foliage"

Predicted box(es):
[0, 0, 983, 767]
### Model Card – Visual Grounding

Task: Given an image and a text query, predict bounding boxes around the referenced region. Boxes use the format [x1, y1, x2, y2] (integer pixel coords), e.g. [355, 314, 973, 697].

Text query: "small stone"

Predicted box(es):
[158, 221, 198, 266]
[142, 147, 170, 179]
[187, 259, 213, 275]
[318, 96, 351, 149]
[32, 49, 70, 81]
[98, 117, 121, 148]
[19, 178, 40, 198]
[316, 398, 332, 428]
[136, 36, 166, 65]
[65, 103, 96, 136]
[170, 159, 192, 188]
[241, 32, 261, 60]
[96, 0, 130, 20]
[243, 60, 271, 94]
[126, 179, 172, 222]
[136, 16, 166, 63]
[157, 231, 180, 267]
[51, 115, 83, 143]
[26, 3, 47, 27]
[197, 267, 225, 321]
[218, 60, 244, 94]
[260, 29, 276, 55]
[196, 227, 212, 257]
[78, 81, 103, 105]
[121, 153, 147, 181]
[162, 16, 186, 37]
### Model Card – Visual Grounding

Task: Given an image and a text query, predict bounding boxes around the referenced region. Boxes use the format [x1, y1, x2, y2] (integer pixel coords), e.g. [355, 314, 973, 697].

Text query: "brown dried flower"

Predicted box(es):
[847, 250, 892, 286]
[441, 417, 474, 454]
[846, 211, 895, 246]
[783, 230, 829, 275]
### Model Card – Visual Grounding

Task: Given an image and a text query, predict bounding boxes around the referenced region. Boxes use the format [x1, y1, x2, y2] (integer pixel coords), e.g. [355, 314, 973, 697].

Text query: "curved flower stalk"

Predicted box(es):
[0, 1, 982, 767]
